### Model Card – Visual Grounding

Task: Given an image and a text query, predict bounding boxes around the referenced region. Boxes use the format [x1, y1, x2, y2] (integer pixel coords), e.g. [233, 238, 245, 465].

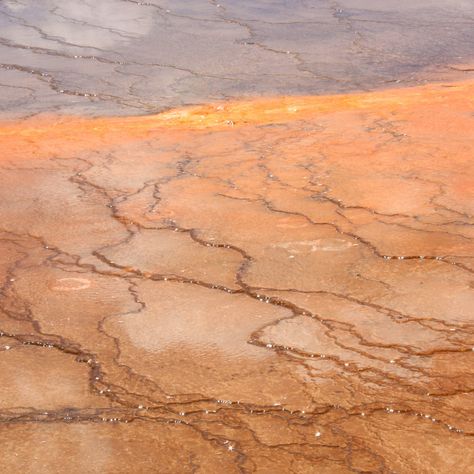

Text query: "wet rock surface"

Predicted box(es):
[2, 0, 474, 117]
[0, 79, 473, 472]
[1, 1, 474, 473]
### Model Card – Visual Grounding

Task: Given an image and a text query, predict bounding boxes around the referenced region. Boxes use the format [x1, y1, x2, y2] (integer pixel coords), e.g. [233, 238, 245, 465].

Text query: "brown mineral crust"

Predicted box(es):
[0, 422, 240, 474]
[0, 345, 109, 409]
[0, 78, 473, 472]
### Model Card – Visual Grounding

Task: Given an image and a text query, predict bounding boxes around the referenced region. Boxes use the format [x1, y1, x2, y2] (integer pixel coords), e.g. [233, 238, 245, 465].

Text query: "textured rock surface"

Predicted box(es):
[0, 78, 473, 472]
[1, 1, 474, 473]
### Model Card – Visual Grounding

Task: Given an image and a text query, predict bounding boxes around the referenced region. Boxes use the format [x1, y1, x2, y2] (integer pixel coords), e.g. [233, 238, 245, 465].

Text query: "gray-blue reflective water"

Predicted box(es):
[1, 0, 474, 117]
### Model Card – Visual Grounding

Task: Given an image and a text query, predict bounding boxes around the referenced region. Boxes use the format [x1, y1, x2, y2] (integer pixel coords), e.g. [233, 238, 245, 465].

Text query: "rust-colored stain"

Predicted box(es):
[1, 79, 473, 157]
[1, 80, 474, 472]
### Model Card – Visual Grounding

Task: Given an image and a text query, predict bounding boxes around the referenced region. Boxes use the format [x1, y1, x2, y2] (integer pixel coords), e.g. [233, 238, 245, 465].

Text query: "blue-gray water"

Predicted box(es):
[1, 0, 474, 117]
